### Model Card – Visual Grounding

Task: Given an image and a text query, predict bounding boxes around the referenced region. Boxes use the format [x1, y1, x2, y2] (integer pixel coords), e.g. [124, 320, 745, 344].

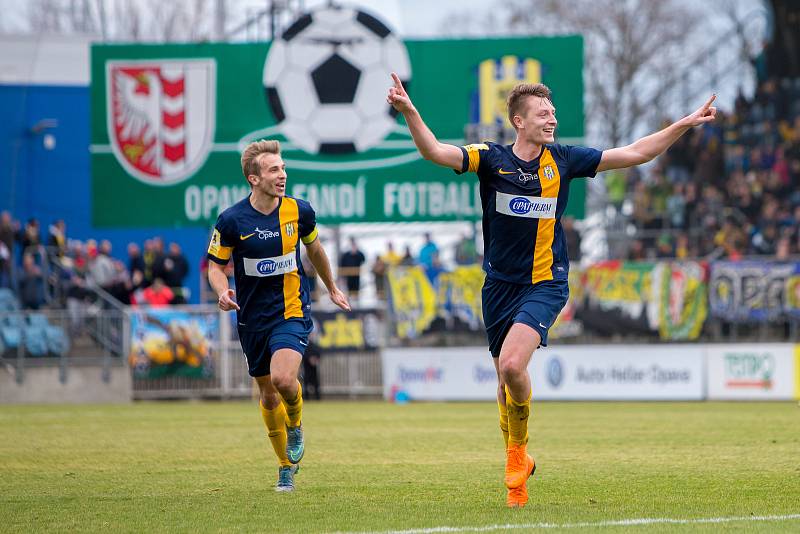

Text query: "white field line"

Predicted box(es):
[330, 513, 800, 534]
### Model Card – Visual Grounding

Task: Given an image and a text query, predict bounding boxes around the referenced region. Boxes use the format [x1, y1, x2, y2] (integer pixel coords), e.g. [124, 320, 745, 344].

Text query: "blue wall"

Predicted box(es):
[0, 85, 209, 302]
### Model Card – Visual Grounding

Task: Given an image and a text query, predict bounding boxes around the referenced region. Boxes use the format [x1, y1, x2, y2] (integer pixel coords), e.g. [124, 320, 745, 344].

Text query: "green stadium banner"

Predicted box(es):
[91, 8, 585, 227]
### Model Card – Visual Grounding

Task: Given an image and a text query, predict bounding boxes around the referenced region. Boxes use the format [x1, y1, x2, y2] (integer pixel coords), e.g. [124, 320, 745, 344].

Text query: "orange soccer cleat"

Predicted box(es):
[504, 445, 536, 508]
[504, 444, 535, 489]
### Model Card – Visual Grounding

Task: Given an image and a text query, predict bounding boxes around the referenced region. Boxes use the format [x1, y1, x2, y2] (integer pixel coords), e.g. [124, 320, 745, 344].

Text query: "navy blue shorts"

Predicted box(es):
[238, 318, 313, 377]
[482, 277, 569, 358]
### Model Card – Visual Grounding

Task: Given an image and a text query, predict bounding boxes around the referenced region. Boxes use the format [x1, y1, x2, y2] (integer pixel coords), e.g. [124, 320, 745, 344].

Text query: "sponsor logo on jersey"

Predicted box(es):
[243, 251, 297, 277]
[518, 170, 537, 183]
[255, 227, 280, 239]
[496, 192, 556, 219]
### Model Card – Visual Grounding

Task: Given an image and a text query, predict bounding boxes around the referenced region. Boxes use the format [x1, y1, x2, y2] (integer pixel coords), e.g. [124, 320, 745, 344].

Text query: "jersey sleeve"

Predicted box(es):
[297, 199, 319, 245]
[564, 144, 602, 179]
[207, 213, 236, 265]
[454, 143, 492, 175]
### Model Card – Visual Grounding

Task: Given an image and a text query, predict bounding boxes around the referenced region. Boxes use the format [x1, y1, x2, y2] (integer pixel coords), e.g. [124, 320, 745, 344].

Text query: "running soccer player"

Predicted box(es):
[207, 140, 350, 492]
[387, 74, 716, 507]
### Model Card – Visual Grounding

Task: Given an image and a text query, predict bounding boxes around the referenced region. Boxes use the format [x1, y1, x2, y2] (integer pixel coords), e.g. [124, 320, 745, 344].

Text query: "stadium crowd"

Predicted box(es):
[610, 76, 800, 260]
[0, 212, 190, 309]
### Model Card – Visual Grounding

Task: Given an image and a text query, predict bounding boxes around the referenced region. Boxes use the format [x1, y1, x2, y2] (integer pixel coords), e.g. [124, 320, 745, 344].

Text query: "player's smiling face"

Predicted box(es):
[251, 153, 287, 198]
[518, 96, 557, 145]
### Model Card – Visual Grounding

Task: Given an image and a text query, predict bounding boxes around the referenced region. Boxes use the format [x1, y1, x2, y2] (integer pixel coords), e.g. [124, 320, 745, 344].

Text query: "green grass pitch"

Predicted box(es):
[2, 401, 799, 533]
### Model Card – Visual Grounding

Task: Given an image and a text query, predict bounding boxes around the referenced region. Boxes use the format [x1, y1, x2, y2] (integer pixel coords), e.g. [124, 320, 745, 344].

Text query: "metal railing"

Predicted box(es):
[0, 307, 125, 386]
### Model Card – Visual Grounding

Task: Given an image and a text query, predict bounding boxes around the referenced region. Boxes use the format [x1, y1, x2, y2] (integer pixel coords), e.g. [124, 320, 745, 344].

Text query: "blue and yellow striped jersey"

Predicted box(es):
[457, 142, 601, 285]
[207, 195, 318, 331]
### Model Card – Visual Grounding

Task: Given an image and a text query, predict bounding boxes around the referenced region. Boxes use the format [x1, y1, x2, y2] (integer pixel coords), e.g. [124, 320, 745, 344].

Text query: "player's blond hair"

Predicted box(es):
[241, 140, 281, 180]
[507, 83, 553, 129]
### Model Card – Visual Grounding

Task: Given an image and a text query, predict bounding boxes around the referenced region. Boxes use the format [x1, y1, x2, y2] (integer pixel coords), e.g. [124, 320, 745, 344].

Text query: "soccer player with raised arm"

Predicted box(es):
[387, 74, 716, 507]
[207, 140, 350, 492]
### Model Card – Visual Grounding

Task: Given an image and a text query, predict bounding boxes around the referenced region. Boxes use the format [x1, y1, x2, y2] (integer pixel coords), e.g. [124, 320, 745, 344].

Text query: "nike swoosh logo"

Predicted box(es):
[539, 323, 547, 328]
[240, 233, 255, 240]
[498, 169, 516, 175]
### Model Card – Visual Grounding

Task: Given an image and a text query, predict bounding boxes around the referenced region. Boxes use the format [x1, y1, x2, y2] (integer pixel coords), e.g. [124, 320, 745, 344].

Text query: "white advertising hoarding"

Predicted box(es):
[531, 345, 705, 400]
[382, 347, 495, 401]
[706, 344, 796, 400]
[382, 345, 705, 401]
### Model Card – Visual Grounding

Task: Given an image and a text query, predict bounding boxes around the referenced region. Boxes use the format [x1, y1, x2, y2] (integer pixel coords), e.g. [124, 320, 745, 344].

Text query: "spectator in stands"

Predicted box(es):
[381, 241, 401, 266]
[302, 339, 322, 400]
[400, 245, 415, 266]
[627, 240, 646, 261]
[674, 233, 692, 259]
[424, 250, 445, 283]
[150, 237, 167, 283]
[562, 217, 581, 261]
[18, 218, 43, 262]
[655, 233, 674, 259]
[0, 239, 10, 289]
[68, 240, 88, 276]
[139, 277, 173, 307]
[47, 219, 67, 258]
[163, 242, 189, 303]
[0, 212, 17, 288]
[127, 242, 145, 289]
[106, 260, 133, 305]
[665, 125, 694, 184]
[604, 168, 628, 213]
[775, 236, 792, 261]
[417, 232, 438, 268]
[18, 253, 45, 310]
[339, 237, 366, 300]
[371, 255, 387, 299]
[666, 184, 687, 229]
[454, 232, 478, 265]
[751, 224, 779, 256]
[142, 238, 156, 285]
[0, 212, 16, 256]
[88, 239, 115, 292]
[714, 218, 746, 260]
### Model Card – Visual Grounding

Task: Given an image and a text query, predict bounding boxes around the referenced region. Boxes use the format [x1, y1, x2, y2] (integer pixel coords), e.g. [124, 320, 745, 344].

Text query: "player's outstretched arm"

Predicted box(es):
[208, 261, 239, 311]
[596, 94, 717, 173]
[387, 72, 463, 171]
[304, 237, 351, 312]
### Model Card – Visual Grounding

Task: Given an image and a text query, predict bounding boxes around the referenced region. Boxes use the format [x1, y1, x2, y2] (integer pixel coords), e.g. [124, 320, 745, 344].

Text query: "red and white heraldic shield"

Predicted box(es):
[106, 59, 216, 186]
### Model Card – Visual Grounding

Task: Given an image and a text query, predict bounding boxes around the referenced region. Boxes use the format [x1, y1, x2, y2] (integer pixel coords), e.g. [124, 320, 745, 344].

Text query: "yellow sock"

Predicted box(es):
[283, 381, 303, 428]
[260, 400, 291, 467]
[498, 393, 509, 449]
[505, 387, 531, 447]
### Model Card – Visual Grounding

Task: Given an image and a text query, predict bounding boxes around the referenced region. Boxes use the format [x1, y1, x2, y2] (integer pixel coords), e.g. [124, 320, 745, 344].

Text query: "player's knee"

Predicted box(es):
[498, 353, 526, 382]
[270, 372, 296, 394]
[260, 389, 281, 410]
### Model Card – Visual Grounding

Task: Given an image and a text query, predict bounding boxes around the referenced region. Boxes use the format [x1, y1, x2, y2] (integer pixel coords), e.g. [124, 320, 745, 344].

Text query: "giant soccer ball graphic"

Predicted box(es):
[263, 6, 411, 154]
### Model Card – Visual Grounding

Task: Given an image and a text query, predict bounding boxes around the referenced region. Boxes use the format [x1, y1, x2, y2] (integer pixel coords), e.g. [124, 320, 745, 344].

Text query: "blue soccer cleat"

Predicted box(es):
[275, 464, 299, 492]
[286, 424, 305, 464]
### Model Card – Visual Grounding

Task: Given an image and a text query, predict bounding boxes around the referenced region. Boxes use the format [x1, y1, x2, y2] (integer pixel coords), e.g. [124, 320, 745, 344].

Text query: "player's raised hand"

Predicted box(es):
[328, 286, 351, 312]
[218, 288, 240, 311]
[387, 72, 414, 113]
[684, 94, 717, 127]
